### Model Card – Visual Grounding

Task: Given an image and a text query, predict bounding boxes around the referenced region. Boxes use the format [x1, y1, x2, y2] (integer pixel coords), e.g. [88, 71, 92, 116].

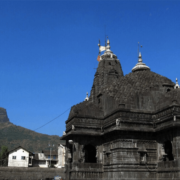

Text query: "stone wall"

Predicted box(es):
[0, 167, 65, 180]
[157, 158, 180, 180]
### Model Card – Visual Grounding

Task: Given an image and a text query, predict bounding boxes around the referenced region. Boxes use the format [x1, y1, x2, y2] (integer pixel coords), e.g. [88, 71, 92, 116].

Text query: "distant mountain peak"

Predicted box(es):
[0, 108, 9, 123]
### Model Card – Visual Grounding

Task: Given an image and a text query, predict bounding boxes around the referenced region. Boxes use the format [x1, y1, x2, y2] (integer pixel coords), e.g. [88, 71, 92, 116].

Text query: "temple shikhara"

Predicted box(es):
[61, 39, 180, 180]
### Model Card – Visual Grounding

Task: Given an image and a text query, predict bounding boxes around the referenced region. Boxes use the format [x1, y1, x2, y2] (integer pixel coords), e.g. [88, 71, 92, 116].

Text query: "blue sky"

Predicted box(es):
[0, 0, 180, 136]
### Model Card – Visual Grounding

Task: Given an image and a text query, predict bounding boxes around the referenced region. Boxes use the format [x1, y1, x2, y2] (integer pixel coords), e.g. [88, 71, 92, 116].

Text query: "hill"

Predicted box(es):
[0, 108, 9, 123]
[0, 122, 61, 152]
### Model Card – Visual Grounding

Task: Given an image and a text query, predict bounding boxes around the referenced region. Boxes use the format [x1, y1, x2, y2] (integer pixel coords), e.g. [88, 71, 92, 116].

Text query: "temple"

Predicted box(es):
[61, 39, 180, 180]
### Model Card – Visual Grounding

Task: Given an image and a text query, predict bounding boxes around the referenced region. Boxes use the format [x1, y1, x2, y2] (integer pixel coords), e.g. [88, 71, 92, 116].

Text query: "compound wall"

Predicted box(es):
[0, 167, 65, 180]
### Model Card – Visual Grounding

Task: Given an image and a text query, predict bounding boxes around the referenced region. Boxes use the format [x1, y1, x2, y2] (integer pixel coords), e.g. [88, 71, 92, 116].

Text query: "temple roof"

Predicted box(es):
[68, 100, 104, 120]
[103, 70, 175, 111]
[67, 40, 177, 120]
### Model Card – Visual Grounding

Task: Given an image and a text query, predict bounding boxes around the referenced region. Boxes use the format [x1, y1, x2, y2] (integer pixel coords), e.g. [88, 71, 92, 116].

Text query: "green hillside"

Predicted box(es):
[0, 122, 61, 152]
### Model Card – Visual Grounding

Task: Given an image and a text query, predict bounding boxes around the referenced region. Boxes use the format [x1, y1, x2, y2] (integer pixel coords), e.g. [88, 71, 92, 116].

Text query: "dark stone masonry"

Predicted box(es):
[0, 167, 65, 180]
[61, 39, 180, 180]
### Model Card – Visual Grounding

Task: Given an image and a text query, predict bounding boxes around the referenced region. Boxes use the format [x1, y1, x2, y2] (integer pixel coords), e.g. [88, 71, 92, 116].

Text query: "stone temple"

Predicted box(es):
[61, 39, 180, 180]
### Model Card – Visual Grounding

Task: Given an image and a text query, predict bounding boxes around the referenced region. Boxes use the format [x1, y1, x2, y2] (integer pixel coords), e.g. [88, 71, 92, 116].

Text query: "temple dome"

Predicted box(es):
[132, 52, 150, 72]
[102, 69, 175, 111]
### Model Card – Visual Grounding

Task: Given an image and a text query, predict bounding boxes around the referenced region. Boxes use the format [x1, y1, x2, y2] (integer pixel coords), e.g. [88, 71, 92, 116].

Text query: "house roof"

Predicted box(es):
[8, 146, 34, 155]
[34, 153, 46, 160]
[42, 150, 58, 156]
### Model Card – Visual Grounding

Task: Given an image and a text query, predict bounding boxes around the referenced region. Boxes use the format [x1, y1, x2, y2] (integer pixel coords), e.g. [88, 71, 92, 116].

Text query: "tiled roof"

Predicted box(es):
[8, 146, 33, 155]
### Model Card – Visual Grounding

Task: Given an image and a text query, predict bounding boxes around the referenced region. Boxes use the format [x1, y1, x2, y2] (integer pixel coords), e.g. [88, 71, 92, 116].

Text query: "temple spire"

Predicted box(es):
[132, 52, 150, 72]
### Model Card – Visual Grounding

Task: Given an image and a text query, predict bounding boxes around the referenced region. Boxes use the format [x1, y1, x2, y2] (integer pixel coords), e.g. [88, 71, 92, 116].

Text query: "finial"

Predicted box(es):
[132, 52, 150, 72]
[137, 42, 143, 60]
[84, 92, 89, 101]
[138, 52, 142, 62]
[174, 78, 179, 89]
[98, 39, 100, 47]
[105, 38, 111, 53]
[100, 38, 117, 60]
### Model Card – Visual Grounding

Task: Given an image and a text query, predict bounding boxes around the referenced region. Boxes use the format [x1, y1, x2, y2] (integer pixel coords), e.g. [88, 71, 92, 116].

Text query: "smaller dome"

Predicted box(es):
[174, 78, 180, 89]
[132, 52, 150, 72]
[84, 92, 89, 101]
[101, 39, 118, 61]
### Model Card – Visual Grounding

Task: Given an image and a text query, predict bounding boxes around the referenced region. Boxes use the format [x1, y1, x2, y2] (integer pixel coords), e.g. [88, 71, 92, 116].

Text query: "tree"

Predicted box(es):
[0, 146, 8, 166]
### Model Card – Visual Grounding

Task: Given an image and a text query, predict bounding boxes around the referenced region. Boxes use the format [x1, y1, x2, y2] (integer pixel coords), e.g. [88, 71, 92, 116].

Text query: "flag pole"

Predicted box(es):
[97, 40, 101, 62]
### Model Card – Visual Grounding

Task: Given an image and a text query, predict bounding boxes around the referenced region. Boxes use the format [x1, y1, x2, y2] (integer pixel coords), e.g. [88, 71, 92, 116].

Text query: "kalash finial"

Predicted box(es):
[174, 78, 180, 89]
[104, 38, 113, 54]
[138, 52, 142, 62]
[100, 37, 118, 60]
[84, 92, 89, 101]
[132, 51, 150, 72]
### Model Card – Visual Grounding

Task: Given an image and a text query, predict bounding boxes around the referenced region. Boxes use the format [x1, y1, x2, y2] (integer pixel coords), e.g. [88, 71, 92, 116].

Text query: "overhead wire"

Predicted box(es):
[33, 107, 71, 131]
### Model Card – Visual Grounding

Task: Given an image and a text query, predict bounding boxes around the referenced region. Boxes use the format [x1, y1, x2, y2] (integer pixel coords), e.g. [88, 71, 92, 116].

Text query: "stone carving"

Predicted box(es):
[96, 146, 99, 158]
[174, 115, 176, 121]
[101, 126, 103, 132]
[116, 118, 121, 126]
[74, 142, 78, 152]
[158, 144, 167, 162]
[72, 125, 75, 131]
[78, 145, 85, 163]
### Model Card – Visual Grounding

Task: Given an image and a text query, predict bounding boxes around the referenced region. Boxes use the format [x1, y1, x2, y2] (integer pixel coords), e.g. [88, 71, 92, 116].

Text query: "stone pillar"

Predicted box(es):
[173, 131, 180, 159]
[157, 143, 166, 161]
[65, 145, 71, 180]
[96, 145, 103, 163]
[72, 142, 79, 163]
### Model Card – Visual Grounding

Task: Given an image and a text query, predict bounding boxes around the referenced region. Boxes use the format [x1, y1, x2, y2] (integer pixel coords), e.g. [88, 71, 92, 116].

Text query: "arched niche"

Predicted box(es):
[164, 140, 174, 161]
[84, 144, 97, 163]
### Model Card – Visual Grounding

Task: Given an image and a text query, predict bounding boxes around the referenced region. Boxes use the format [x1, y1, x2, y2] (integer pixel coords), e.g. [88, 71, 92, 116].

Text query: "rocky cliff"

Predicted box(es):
[0, 108, 9, 123]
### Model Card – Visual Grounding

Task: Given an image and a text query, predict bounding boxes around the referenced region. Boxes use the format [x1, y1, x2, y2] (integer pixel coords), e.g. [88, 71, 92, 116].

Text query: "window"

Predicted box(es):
[167, 88, 171, 92]
[53, 155, 56, 159]
[21, 156, 25, 160]
[48, 156, 50, 159]
[12, 156, 16, 159]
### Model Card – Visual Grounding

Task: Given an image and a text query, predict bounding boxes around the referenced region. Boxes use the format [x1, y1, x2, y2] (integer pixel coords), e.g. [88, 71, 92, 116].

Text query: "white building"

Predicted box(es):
[55, 144, 65, 168]
[33, 144, 65, 168]
[33, 152, 49, 168]
[8, 146, 34, 167]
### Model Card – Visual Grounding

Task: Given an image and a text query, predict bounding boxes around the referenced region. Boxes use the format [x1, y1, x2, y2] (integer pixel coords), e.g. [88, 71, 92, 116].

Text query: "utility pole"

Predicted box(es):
[48, 144, 54, 167]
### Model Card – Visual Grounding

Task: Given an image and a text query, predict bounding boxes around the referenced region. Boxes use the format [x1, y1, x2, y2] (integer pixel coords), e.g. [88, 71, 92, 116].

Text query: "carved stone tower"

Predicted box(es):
[90, 39, 123, 115]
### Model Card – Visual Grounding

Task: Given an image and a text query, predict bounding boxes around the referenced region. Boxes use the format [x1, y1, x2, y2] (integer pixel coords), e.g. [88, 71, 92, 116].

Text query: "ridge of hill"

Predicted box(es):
[0, 122, 61, 152]
[0, 108, 9, 123]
